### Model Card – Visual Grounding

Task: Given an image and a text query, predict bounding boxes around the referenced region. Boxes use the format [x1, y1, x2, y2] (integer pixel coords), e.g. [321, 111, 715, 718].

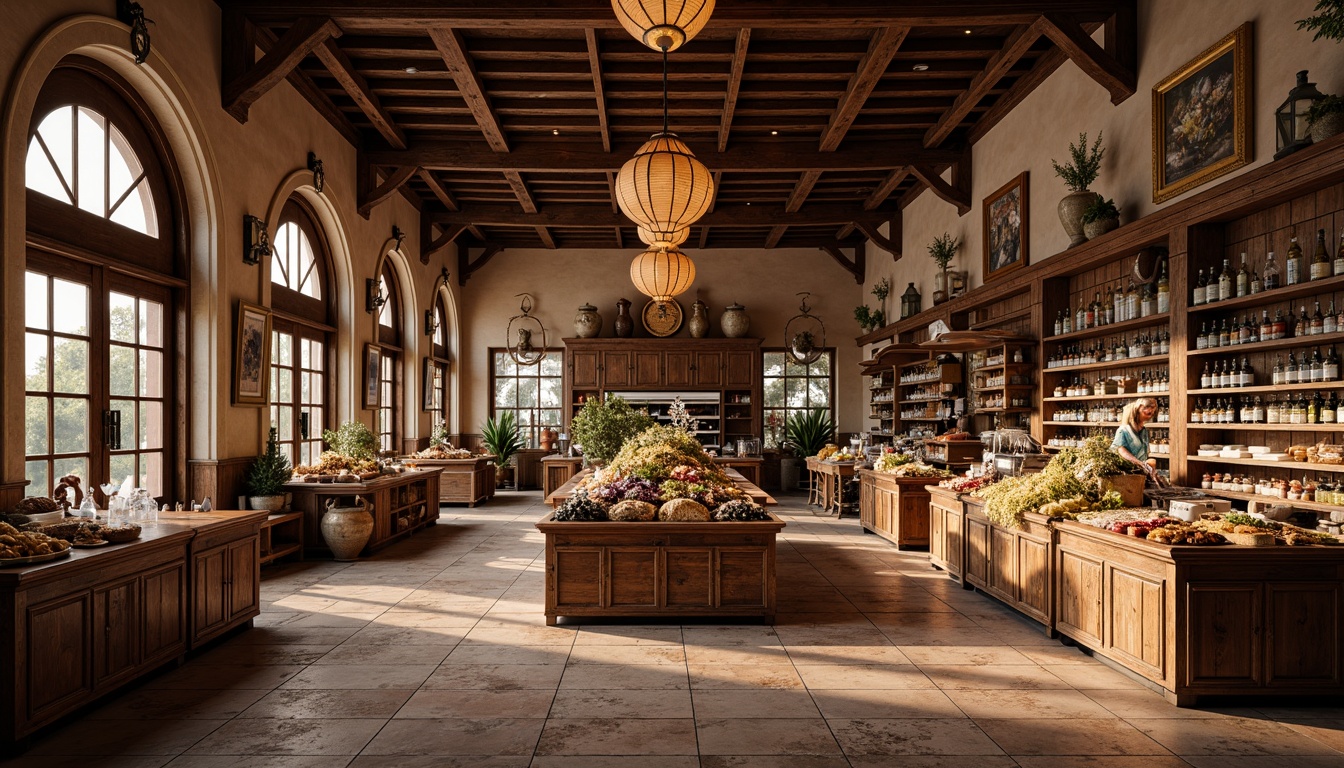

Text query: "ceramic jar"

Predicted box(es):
[613, 298, 633, 338]
[574, 303, 602, 338]
[1058, 190, 1097, 248]
[321, 497, 373, 561]
[720, 302, 750, 338]
[688, 300, 710, 338]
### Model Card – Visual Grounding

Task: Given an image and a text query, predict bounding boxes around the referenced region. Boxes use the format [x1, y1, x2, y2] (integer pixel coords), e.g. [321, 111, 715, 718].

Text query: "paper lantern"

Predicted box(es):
[630, 247, 695, 301]
[611, 0, 715, 52]
[616, 132, 714, 237]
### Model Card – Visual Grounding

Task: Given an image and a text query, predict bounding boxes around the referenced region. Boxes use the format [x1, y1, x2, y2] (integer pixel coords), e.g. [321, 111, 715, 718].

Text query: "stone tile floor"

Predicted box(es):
[10, 490, 1344, 767]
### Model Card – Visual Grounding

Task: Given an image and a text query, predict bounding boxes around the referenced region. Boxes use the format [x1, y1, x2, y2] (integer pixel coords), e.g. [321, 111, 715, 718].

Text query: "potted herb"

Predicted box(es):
[1081, 196, 1121, 240]
[482, 411, 527, 487]
[853, 305, 885, 333]
[1308, 94, 1344, 143]
[323, 421, 377, 462]
[1051, 131, 1105, 248]
[871, 278, 891, 319]
[570, 395, 656, 466]
[927, 233, 959, 304]
[245, 427, 292, 511]
[1298, 1, 1344, 43]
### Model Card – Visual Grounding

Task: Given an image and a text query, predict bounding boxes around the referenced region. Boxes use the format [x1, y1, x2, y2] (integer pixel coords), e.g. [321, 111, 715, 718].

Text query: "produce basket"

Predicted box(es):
[1101, 474, 1146, 507]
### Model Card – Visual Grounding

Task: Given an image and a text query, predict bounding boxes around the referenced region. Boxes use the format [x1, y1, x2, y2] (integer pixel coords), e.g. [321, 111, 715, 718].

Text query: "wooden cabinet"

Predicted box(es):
[963, 508, 990, 588]
[928, 492, 965, 581]
[285, 469, 442, 558]
[570, 350, 600, 388]
[601, 350, 632, 387]
[543, 455, 583, 500]
[633, 351, 663, 386]
[724, 350, 755, 387]
[961, 508, 1053, 629]
[692, 351, 723, 387]
[664, 351, 692, 387]
[189, 525, 260, 648]
[92, 577, 138, 688]
[857, 470, 930, 548]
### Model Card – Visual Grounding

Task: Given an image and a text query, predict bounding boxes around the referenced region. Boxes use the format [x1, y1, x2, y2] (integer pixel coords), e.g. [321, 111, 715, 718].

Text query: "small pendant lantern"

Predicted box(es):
[1274, 70, 1324, 160]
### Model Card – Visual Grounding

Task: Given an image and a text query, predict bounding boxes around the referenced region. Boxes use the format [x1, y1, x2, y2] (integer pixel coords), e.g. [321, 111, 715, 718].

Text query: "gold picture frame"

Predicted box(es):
[983, 172, 1029, 283]
[233, 301, 271, 406]
[1152, 22, 1252, 204]
[363, 343, 381, 410]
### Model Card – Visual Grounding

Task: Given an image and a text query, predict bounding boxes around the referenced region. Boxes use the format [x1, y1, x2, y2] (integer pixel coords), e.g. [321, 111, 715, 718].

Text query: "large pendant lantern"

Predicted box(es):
[611, 0, 714, 53]
[616, 132, 714, 241]
[637, 225, 689, 250]
[630, 246, 696, 301]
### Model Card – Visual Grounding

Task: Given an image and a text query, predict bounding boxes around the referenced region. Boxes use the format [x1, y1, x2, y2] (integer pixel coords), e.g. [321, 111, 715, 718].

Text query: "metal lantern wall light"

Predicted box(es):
[1274, 70, 1325, 160]
[506, 293, 547, 366]
[785, 292, 826, 365]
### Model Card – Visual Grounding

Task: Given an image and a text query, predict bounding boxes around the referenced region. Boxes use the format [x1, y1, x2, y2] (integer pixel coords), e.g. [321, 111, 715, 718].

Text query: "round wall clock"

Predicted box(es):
[642, 298, 683, 337]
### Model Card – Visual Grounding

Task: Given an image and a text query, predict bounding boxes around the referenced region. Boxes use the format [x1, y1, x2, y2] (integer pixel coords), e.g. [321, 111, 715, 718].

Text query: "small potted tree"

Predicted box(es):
[1082, 197, 1121, 240]
[785, 408, 836, 490]
[245, 427, 292, 511]
[482, 411, 526, 488]
[1051, 131, 1105, 248]
[927, 233, 959, 304]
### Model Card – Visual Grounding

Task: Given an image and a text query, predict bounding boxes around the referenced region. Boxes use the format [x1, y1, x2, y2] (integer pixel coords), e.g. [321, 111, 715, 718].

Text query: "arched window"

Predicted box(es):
[428, 294, 451, 427]
[375, 262, 402, 454]
[270, 199, 333, 467]
[24, 61, 180, 502]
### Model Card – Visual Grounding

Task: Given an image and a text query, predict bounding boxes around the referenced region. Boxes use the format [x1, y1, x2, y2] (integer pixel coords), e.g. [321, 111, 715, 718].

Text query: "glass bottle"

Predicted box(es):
[1287, 237, 1303, 285]
[1218, 257, 1234, 301]
[1113, 284, 1124, 321]
[1250, 257, 1263, 294]
[1219, 319, 1231, 348]
[1260, 310, 1273, 341]
[1156, 260, 1170, 313]
[1140, 284, 1156, 317]
[1285, 353, 1299, 384]
[1272, 355, 1284, 385]
[1328, 347, 1341, 381]
[1125, 280, 1139, 320]
[1327, 302, 1339, 335]
[1252, 396, 1265, 424]
[1313, 301, 1326, 335]
[1236, 252, 1251, 297]
[1264, 251, 1281, 290]
[1240, 357, 1253, 387]
[1266, 394, 1280, 424]
[1273, 308, 1287, 339]
[1311, 229, 1332, 281]
[1192, 268, 1207, 305]
[1053, 311, 1063, 336]
[1104, 286, 1115, 325]
[1326, 393, 1339, 424]
[1311, 348, 1325, 383]
[1061, 307, 1072, 334]
[1336, 231, 1344, 277]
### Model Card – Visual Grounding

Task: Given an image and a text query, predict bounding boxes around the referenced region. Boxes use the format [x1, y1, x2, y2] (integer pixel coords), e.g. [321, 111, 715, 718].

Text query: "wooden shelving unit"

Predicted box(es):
[967, 341, 1035, 433]
[896, 358, 961, 438]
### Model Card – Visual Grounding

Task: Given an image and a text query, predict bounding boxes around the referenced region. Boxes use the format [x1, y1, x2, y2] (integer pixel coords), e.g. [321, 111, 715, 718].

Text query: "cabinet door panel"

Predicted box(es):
[1185, 582, 1260, 686]
[964, 517, 990, 587]
[633, 351, 663, 387]
[859, 478, 876, 530]
[142, 562, 186, 662]
[27, 593, 91, 719]
[724, 351, 756, 388]
[692, 352, 723, 387]
[554, 548, 602, 608]
[1016, 535, 1050, 622]
[898, 491, 930, 544]
[665, 352, 692, 387]
[192, 545, 229, 641]
[1266, 583, 1339, 686]
[570, 351, 600, 388]
[228, 536, 260, 623]
[929, 506, 945, 564]
[1109, 566, 1167, 679]
[987, 526, 1017, 602]
[718, 548, 768, 608]
[1057, 550, 1104, 645]
[93, 577, 139, 686]
[607, 548, 658, 608]
[945, 510, 963, 575]
[664, 548, 713, 608]
[602, 351, 632, 387]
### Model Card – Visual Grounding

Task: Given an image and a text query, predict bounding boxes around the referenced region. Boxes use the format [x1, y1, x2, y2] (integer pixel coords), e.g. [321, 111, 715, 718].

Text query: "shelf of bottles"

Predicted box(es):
[868, 367, 895, 439]
[968, 343, 1034, 427]
[1044, 424, 1170, 460]
[897, 358, 961, 438]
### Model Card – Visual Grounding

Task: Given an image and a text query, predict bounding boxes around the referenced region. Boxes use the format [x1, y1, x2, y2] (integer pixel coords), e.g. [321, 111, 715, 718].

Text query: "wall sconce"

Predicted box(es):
[307, 152, 325, 193]
[116, 0, 152, 65]
[366, 278, 386, 314]
[424, 267, 450, 336]
[243, 214, 271, 266]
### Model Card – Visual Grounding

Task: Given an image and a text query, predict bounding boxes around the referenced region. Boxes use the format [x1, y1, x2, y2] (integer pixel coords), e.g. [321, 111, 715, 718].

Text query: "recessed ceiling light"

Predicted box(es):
[746, 202, 751, 206]
[912, 64, 929, 71]
[404, 66, 419, 74]
[770, 130, 778, 136]
[964, 29, 973, 35]
[552, 129, 560, 135]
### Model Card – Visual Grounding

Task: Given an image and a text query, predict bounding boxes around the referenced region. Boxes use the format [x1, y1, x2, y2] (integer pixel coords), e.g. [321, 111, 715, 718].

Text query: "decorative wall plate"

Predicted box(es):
[642, 299, 683, 337]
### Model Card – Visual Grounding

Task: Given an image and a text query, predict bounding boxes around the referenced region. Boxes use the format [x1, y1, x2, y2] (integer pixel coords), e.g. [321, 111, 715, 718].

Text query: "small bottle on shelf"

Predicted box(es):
[1053, 311, 1063, 336]
[1201, 362, 1213, 389]
[1192, 269, 1207, 306]
[1218, 257, 1234, 301]
[1062, 308, 1072, 334]
[1326, 393, 1339, 423]
[1266, 394, 1281, 424]
[1286, 237, 1304, 285]
[1272, 355, 1284, 385]
[1236, 252, 1251, 297]
[1335, 231, 1344, 277]
[1313, 301, 1326, 335]
[1273, 308, 1287, 339]
[1157, 260, 1170, 313]
[1125, 280, 1139, 320]
[1250, 256, 1264, 294]
[1311, 229, 1332, 281]
[1328, 347, 1341, 380]
[1326, 302, 1338, 335]
[1264, 251, 1281, 290]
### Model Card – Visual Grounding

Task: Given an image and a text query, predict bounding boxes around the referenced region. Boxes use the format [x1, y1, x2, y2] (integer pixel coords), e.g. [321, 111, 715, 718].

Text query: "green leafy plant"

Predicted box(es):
[1298, 1, 1344, 42]
[570, 396, 657, 465]
[927, 233, 959, 270]
[245, 427, 292, 496]
[1308, 94, 1344, 124]
[323, 421, 377, 461]
[854, 305, 885, 332]
[1051, 131, 1105, 192]
[784, 408, 836, 459]
[1082, 196, 1120, 224]
[481, 411, 527, 466]
[429, 420, 450, 449]
[871, 277, 890, 303]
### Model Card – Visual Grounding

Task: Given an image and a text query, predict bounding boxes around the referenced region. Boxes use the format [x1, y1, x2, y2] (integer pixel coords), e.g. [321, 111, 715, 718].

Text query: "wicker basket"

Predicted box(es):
[98, 524, 142, 543]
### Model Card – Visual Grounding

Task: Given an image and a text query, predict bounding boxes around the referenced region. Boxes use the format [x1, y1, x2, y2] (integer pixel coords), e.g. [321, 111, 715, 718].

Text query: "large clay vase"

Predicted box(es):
[573, 303, 602, 338]
[321, 497, 372, 561]
[613, 298, 633, 338]
[687, 300, 710, 338]
[720, 303, 750, 338]
[1058, 190, 1097, 248]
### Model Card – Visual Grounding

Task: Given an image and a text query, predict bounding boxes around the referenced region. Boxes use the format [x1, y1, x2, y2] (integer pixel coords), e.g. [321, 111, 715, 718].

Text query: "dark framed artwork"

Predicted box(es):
[1151, 22, 1252, 203]
[983, 172, 1029, 283]
[233, 301, 271, 406]
[363, 343, 381, 410]
[422, 357, 436, 411]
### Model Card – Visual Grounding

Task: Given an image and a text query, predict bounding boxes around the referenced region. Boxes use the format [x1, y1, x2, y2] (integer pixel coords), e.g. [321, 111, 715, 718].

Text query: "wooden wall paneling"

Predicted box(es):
[188, 458, 252, 510]
[1184, 581, 1261, 687]
[1264, 582, 1341, 686]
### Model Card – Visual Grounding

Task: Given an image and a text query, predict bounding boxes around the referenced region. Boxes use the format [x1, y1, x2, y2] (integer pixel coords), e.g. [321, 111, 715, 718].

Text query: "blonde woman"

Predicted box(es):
[1112, 397, 1166, 486]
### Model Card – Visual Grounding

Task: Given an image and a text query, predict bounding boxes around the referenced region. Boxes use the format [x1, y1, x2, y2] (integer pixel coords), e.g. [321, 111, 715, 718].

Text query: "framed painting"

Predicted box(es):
[1152, 23, 1252, 204]
[363, 343, 381, 410]
[422, 357, 437, 411]
[233, 301, 271, 406]
[983, 172, 1029, 283]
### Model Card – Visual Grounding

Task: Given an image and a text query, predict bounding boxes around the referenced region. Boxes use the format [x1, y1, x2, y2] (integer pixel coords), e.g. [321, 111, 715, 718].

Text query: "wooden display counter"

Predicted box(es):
[542, 455, 583, 499]
[963, 503, 1053, 631]
[403, 456, 494, 506]
[536, 512, 786, 625]
[809, 459, 858, 516]
[547, 468, 775, 509]
[927, 486, 965, 581]
[284, 468, 441, 558]
[858, 469, 931, 548]
[714, 456, 763, 486]
[0, 510, 267, 752]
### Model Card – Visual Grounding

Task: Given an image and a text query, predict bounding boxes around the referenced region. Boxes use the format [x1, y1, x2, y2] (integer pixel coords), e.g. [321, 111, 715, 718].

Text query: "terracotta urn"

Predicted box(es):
[687, 300, 710, 338]
[573, 303, 602, 338]
[720, 302, 750, 338]
[321, 497, 372, 561]
[613, 298, 633, 337]
[1058, 190, 1097, 248]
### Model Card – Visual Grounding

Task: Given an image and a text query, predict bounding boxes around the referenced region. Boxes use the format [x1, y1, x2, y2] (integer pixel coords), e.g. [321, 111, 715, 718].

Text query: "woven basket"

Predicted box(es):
[98, 524, 142, 543]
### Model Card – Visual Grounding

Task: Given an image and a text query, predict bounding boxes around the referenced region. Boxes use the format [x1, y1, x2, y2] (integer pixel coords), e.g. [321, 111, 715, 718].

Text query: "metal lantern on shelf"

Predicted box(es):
[900, 282, 922, 319]
[1275, 70, 1324, 160]
[505, 293, 547, 366]
[784, 292, 825, 365]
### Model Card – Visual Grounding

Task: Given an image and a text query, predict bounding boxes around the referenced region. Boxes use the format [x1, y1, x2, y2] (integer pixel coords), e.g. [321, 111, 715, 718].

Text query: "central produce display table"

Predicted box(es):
[546, 468, 776, 508]
[401, 455, 494, 506]
[858, 469, 931, 548]
[284, 468, 441, 557]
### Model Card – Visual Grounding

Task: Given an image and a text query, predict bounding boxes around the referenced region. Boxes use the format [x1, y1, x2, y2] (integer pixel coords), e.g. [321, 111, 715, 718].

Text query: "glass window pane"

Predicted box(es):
[109, 345, 135, 396]
[309, 373, 323, 405]
[52, 397, 88, 453]
[785, 378, 807, 408]
[275, 332, 292, 366]
[109, 399, 135, 451]
[540, 353, 562, 376]
[53, 456, 89, 493]
[517, 378, 538, 408]
[763, 353, 785, 376]
[139, 349, 163, 398]
[26, 460, 50, 500]
[76, 108, 106, 217]
[541, 409, 562, 428]
[109, 454, 135, 489]
[276, 406, 293, 441]
[38, 108, 74, 187]
[25, 396, 49, 456]
[494, 353, 515, 377]
[277, 368, 292, 403]
[540, 378, 561, 407]
[52, 338, 88, 394]
[300, 371, 311, 404]
[25, 333, 48, 391]
[495, 379, 516, 408]
[25, 272, 48, 330]
[141, 452, 163, 497]
[26, 135, 71, 203]
[53, 279, 88, 336]
[108, 293, 136, 343]
[138, 299, 163, 347]
[809, 378, 830, 406]
[784, 357, 806, 376]
[139, 401, 162, 449]
[763, 379, 785, 408]
[109, 178, 155, 235]
[809, 353, 830, 377]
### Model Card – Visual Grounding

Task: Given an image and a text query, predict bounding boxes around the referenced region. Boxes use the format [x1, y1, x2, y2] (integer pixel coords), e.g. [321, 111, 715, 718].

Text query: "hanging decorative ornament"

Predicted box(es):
[506, 293, 547, 366]
[630, 246, 696, 301]
[116, 0, 153, 65]
[611, 0, 715, 53]
[785, 292, 826, 365]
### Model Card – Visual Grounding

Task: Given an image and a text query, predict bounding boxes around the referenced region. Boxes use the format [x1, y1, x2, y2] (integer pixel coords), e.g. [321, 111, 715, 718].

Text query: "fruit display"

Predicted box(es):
[411, 444, 475, 460]
[0, 522, 71, 559]
[815, 444, 841, 460]
[1195, 513, 1340, 546]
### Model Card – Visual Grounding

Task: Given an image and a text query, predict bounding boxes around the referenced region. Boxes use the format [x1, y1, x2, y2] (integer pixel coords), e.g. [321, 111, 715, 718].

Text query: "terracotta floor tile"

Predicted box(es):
[164, 756, 356, 767]
[809, 688, 964, 719]
[920, 664, 1070, 690]
[560, 664, 690, 690]
[694, 718, 842, 755]
[1045, 663, 1151, 690]
[683, 645, 792, 665]
[279, 664, 436, 690]
[359, 717, 544, 756]
[422, 662, 567, 690]
[1012, 758, 1194, 768]
[1180, 757, 1344, 768]
[900, 646, 1035, 666]
[828, 717, 1006, 756]
[394, 689, 555, 719]
[690, 689, 822, 719]
[687, 663, 805, 690]
[975, 717, 1171, 755]
[945, 688, 1115, 719]
[534, 718, 698, 755]
[794, 664, 936, 690]
[144, 665, 307, 691]
[573, 626, 686, 646]
[440, 643, 571, 665]
[845, 758, 1020, 768]
[238, 689, 412, 719]
[1131, 716, 1341, 755]
[183, 719, 384, 756]
[87, 689, 268, 720]
[548, 688, 695, 719]
[699, 758, 853, 768]
[315, 643, 455, 666]
[1083, 689, 1262, 719]
[528, 758, 697, 768]
[679, 627, 782, 647]
[566, 644, 686, 665]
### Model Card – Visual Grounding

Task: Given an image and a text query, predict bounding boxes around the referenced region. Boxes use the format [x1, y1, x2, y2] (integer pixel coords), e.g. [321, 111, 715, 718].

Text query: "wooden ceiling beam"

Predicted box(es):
[429, 201, 894, 228]
[909, 164, 971, 215]
[457, 243, 505, 286]
[854, 219, 901, 260]
[366, 139, 961, 172]
[1039, 12, 1135, 105]
[358, 165, 419, 218]
[224, 15, 342, 122]
[819, 26, 909, 152]
[418, 168, 461, 211]
[769, 169, 823, 247]
[717, 28, 751, 153]
[504, 170, 538, 213]
[312, 38, 408, 149]
[428, 26, 511, 152]
[822, 243, 866, 284]
[584, 29, 612, 153]
[251, 25, 362, 145]
[424, 223, 466, 262]
[923, 18, 1044, 148]
[865, 167, 911, 210]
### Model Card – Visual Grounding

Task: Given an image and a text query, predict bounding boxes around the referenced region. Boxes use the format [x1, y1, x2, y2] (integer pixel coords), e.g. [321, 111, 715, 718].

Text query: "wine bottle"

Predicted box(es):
[1236, 252, 1250, 296]
[1311, 229, 1332, 281]
[1192, 268, 1207, 305]
[1327, 302, 1339, 335]
[1218, 257, 1234, 301]
[1250, 256, 1263, 294]
[1264, 251, 1281, 290]
[1329, 347, 1341, 380]
[1313, 301, 1326, 335]
[1157, 259, 1170, 313]
[1287, 237, 1303, 285]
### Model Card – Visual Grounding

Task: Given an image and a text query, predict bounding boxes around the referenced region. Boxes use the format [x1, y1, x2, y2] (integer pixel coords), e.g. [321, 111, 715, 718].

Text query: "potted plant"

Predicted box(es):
[322, 420, 377, 462]
[482, 411, 527, 488]
[1082, 196, 1121, 240]
[927, 233, 959, 304]
[853, 305, 884, 333]
[570, 395, 656, 466]
[1051, 131, 1105, 248]
[871, 278, 891, 320]
[1308, 94, 1344, 143]
[785, 408, 836, 490]
[1298, 1, 1344, 43]
[245, 427, 292, 511]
